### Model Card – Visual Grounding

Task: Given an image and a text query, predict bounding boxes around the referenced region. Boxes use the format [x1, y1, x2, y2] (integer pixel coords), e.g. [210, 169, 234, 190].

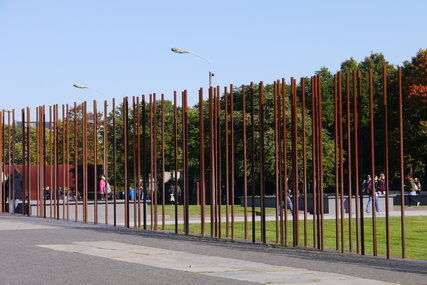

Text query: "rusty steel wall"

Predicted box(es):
[0, 69, 411, 260]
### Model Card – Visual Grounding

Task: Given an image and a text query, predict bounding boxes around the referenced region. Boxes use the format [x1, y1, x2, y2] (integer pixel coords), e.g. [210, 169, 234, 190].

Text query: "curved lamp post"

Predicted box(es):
[171, 47, 214, 88]
[73, 84, 106, 97]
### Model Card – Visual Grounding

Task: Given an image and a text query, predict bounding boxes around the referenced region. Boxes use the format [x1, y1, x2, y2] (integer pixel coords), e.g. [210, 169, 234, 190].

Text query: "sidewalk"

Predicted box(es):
[1, 214, 426, 285]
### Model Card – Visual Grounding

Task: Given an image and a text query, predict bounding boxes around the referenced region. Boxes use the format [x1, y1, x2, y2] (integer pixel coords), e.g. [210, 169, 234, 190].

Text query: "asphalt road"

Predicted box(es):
[0, 214, 426, 285]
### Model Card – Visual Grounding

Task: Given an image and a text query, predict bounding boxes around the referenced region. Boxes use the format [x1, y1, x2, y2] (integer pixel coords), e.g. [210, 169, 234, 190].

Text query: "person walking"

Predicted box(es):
[365, 175, 380, 213]
[99, 174, 107, 201]
[282, 177, 294, 216]
[378, 173, 386, 195]
[407, 175, 420, 207]
[362, 175, 371, 193]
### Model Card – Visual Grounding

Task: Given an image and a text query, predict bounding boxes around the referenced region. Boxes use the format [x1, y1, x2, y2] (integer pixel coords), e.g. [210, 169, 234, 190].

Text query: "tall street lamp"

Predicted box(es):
[171, 47, 214, 88]
[73, 84, 106, 97]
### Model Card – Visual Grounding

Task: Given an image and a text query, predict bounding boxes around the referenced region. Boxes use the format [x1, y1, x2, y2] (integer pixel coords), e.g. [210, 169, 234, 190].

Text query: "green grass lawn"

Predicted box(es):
[142, 204, 277, 216]
[161, 214, 427, 261]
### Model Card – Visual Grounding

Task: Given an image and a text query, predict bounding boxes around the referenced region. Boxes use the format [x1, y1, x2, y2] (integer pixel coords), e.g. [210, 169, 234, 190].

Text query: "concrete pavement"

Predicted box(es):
[0, 214, 426, 285]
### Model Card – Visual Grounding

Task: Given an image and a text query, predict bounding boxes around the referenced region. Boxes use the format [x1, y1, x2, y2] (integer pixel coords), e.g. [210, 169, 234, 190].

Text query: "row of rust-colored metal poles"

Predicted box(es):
[0, 69, 408, 259]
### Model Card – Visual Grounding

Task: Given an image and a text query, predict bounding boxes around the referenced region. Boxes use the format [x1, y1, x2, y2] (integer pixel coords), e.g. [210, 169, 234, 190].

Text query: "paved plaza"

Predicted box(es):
[0, 214, 426, 285]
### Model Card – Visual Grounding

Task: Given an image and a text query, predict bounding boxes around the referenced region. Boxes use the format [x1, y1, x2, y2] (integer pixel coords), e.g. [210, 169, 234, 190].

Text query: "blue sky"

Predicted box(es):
[1, 0, 426, 112]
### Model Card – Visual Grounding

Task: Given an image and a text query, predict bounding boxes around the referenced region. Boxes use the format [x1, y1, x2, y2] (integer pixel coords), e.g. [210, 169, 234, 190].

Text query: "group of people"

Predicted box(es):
[362, 174, 386, 213]
[96, 171, 423, 216]
[362, 173, 422, 213]
[407, 175, 422, 207]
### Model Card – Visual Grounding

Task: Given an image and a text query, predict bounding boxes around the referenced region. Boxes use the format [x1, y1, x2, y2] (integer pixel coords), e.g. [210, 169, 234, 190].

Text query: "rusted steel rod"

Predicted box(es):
[339, 72, 345, 253]
[214, 87, 219, 236]
[230, 84, 235, 240]
[398, 67, 406, 258]
[352, 71, 361, 253]
[37, 107, 41, 217]
[3, 111, 7, 214]
[13, 109, 17, 215]
[369, 69, 378, 256]
[22, 109, 27, 216]
[282, 78, 289, 245]
[113, 98, 117, 226]
[104, 100, 109, 225]
[62, 105, 66, 220]
[213, 88, 217, 237]
[183, 91, 189, 234]
[6, 111, 9, 215]
[3, 113, 6, 213]
[83, 103, 88, 223]
[0, 112, 3, 214]
[311, 76, 318, 248]
[74, 103, 78, 222]
[383, 67, 390, 259]
[78, 104, 82, 221]
[358, 70, 365, 255]
[6, 110, 9, 214]
[133, 97, 137, 229]
[250, 82, 256, 243]
[93, 101, 98, 224]
[12, 109, 18, 216]
[55, 105, 60, 220]
[27, 108, 31, 216]
[259, 81, 266, 244]
[274, 81, 279, 243]
[173, 92, 178, 233]
[149, 94, 153, 230]
[0, 112, 4, 213]
[124, 97, 129, 228]
[102, 100, 109, 224]
[346, 74, 353, 252]
[35, 108, 39, 216]
[224, 86, 229, 237]
[0, 111, 3, 214]
[39, 107, 43, 218]
[161, 94, 165, 230]
[291, 78, 299, 247]
[199, 88, 205, 236]
[314, 75, 325, 250]
[66, 104, 70, 221]
[43, 107, 46, 218]
[141, 96, 147, 229]
[21, 109, 26, 216]
[217, 86, 221, 236]
[278, 80, 284, 245]
[45, 106, 49, 218]
[64, 104, 70, 221]
[209, 87, 215, 236]
[242, 85, 248, 240]
[153, 93, 158, 231]
[216, 85, 222, 239]
[301, 78, 308, 247]
[49, 106, 53, 218]
[136, 97, 141, 228]
[333, 75, 339, 250]
[317, 75, 325, 250]
[8, 111, 11, 214]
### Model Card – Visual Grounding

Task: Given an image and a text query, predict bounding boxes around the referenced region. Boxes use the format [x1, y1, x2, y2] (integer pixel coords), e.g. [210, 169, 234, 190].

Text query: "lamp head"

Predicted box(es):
[73, 84, 88, 89]
[171, 47, 189, 54]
